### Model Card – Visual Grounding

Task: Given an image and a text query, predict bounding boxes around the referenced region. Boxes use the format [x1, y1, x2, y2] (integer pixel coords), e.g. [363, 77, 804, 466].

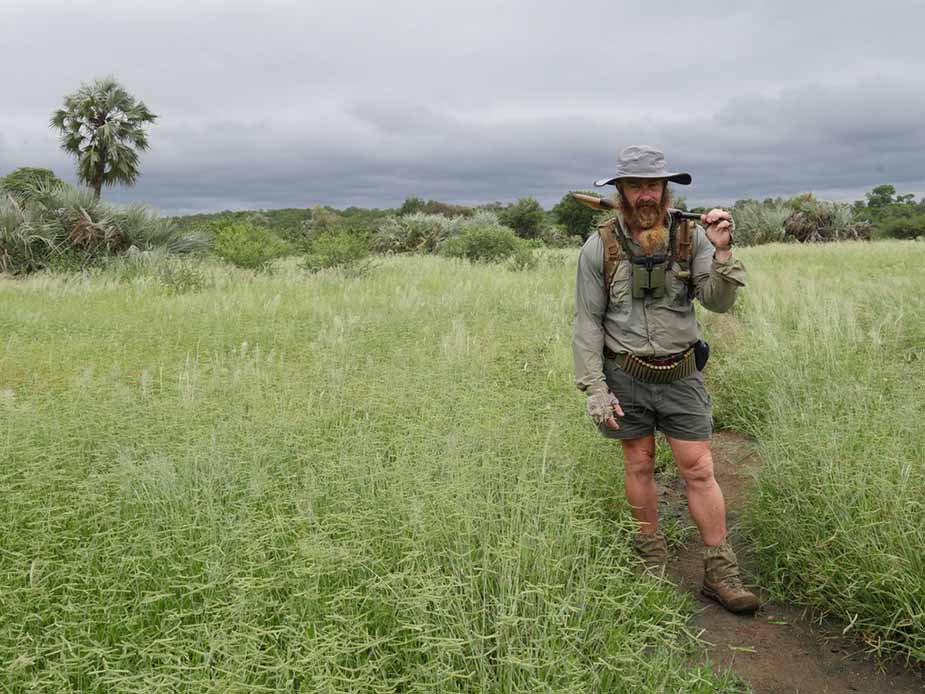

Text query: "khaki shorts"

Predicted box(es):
[599, 354, 714, 441]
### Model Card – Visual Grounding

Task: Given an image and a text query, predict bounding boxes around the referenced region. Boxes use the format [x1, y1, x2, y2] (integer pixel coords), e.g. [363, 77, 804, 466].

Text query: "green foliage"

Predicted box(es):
[373, 213, 456, 254]
[540, 224, 583, 248]
[398, 197, 472, 217]
[0, 254, 746, 691]
[706, 242, 925, 663]
[212, 222, 289, 270]
[498, 197, 546, 239]
[301, 230, 372, 275]
[171, 206, 392, 245]
[1, 167, 64, 202]
[732, 194, 870, 245]
[552, 191, 599, 238]
[854, 184, 925, 240]
[731, 199, 790, 246]
[0, 180, 205, 275]
[49, 76, 157, 198]
[441, 223, 530, 264]
[783, 193, 869, 242]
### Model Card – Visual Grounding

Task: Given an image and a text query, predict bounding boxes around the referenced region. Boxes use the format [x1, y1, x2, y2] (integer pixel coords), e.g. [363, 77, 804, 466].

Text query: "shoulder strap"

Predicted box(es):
[671, 215, 695, 294]
[597, 217, 624, 294]
[673, 218, 693, 266]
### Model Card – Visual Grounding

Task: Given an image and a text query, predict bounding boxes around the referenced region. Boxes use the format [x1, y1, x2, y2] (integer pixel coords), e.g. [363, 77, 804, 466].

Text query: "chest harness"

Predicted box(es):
[597, 213, 704, 383]
[597, 211, 694, 301]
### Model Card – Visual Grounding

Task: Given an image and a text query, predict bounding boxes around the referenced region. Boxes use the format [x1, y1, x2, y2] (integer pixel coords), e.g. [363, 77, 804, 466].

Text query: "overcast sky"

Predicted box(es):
[2, 0, 924, 214]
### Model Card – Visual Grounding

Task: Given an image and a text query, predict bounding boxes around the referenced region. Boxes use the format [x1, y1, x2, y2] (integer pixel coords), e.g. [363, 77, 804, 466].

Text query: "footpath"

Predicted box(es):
[660, 432, 925, 694]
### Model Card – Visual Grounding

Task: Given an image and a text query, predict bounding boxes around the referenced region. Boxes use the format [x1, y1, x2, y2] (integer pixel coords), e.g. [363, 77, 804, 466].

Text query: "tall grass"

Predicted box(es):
[706, 241, 925, 663]
[0, 255, 742, 692]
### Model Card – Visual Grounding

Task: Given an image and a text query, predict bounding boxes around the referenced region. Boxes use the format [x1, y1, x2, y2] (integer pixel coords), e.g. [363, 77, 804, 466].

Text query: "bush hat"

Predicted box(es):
[594, 145, 692, 187]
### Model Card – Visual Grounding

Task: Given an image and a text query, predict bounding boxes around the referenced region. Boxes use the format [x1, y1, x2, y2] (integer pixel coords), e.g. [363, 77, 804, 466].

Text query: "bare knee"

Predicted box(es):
[680, 450, 715, 488]
[621, 438, 655, 478]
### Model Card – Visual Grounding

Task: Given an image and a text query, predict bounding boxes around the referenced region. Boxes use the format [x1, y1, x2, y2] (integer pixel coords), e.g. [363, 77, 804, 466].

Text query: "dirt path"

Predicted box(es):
[660, 432, 925, 694]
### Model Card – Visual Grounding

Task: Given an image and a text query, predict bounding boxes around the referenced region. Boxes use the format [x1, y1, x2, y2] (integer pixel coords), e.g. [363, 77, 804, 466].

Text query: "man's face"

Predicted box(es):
[619, 178, 667, 230]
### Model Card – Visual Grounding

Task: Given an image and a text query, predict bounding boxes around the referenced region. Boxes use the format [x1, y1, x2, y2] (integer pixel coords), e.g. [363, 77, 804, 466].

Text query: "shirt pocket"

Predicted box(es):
[666, 261, 691, 308]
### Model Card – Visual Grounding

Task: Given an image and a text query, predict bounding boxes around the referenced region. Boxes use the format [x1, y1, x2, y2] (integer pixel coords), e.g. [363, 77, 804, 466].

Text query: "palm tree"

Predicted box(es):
[50, 76, 157, 199]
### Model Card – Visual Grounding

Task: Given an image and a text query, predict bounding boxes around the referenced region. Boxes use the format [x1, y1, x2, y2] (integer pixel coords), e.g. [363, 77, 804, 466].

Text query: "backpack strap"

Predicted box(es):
[597, 217, 624, 295]
[670, 214, 695, 295]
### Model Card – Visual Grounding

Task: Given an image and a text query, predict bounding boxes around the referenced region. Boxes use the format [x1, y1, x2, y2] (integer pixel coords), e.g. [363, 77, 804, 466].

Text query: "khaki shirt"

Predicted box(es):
[573, 214, 747, 391]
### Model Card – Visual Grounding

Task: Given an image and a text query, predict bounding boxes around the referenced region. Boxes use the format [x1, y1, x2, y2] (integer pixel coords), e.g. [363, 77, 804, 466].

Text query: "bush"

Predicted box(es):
[372, 213, 457, 254]
[212, 222, 289, 270]
[540, 225, 582, 248]
[1, 168, 65, 204]
[784, 194, 870, 242]
[440, 224, 529, 264]
[872, 212, 925, 240]
[0, 180, 206, 275]
[498, 197, 546, 239]
[505, 244, 538, 271]
[551, 191, 599, 239]
[302, 230, 372, 275]
[731, 199, 791, 246]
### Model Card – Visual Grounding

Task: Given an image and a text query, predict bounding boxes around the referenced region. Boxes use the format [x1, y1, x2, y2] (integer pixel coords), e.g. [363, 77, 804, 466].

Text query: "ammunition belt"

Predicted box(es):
[604, 346, 696, 384]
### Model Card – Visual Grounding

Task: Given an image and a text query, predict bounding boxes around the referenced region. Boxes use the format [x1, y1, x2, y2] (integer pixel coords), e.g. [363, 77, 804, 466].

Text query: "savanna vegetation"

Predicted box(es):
[4, 78, 923, 685]
[1, 237, 922, 691]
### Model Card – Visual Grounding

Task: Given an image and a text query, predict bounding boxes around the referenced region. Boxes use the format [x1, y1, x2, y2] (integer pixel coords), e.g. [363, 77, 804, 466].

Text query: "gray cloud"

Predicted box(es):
[2, 0, 924, 213]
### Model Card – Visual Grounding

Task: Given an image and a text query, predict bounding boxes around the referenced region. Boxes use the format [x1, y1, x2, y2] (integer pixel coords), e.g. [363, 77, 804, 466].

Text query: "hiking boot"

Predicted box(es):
[633, 531, 668, 572]
[702, 542, 759, 614]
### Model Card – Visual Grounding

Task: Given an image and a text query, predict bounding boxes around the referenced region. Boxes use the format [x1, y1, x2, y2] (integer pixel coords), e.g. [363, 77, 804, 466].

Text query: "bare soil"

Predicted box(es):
[660, 432, 925, 694]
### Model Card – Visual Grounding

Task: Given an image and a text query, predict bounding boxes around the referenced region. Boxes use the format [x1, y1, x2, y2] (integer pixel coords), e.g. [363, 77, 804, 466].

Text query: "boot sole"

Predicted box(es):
[701, 584, 759, 614]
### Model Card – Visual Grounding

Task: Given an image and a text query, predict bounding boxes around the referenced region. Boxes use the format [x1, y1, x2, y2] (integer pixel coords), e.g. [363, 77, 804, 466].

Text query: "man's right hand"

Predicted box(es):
[586, 385, 624, 430]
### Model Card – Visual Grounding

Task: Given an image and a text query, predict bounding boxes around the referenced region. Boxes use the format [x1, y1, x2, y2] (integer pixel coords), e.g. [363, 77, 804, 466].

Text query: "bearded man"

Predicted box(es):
[572, 145, 758, 613]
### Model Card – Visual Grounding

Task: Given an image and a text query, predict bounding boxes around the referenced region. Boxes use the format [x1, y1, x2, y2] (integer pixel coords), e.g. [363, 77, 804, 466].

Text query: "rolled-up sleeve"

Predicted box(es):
[573, 235, 608, 391]
[691, 226, 747, 313]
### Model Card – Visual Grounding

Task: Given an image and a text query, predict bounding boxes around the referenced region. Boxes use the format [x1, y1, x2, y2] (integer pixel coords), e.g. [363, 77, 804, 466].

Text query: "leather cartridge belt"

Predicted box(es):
[603, 345, 696, 384]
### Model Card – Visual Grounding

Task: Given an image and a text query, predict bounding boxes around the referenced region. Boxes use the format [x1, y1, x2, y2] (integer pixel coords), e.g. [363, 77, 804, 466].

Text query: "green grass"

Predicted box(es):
[0, 255, 744, 692]
[706, 240, 925, 663]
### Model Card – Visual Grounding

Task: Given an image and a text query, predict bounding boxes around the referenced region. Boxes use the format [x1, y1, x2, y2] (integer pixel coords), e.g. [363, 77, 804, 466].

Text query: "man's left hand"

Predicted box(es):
[701, 208, 734, 257]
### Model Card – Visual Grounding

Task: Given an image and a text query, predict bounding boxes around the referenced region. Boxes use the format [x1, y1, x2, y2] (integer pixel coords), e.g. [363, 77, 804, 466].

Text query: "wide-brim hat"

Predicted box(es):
[594, 145, 692, 187]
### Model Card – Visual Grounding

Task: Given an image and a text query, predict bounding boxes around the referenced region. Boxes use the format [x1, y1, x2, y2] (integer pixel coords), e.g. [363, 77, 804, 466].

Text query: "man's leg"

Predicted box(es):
[664, 437, 726, 546]
[620, 435, 658, 534]
[666, 435, 758, 612]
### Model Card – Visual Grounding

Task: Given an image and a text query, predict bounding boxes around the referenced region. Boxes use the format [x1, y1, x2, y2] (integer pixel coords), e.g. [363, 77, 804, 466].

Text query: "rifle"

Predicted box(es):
[571, 193, 704, 221]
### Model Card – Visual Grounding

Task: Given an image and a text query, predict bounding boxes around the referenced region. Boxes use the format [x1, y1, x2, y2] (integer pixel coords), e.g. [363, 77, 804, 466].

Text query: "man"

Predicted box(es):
[572, 145, 758, 613]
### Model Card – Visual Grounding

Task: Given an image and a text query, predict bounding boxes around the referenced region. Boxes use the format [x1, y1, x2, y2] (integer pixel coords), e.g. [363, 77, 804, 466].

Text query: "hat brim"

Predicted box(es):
[594, 172, 692, 187]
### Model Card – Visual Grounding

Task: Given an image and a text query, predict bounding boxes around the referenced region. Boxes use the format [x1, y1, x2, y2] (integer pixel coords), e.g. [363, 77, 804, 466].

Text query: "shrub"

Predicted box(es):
[212, 222, 289, 270]
[1, 167, 64, 203]
[506, 244, 538, 271]
[0, 180, 205, 275]
[540, 225, 582, 248]
[784, 194, 870, 242]
[552, 191, 599, 239]
[372, 213, 457, 254]
[731, 199, 791, 246]
[440, 224, 527, 263]
[156, 258, 213, 295]
[302, 231, 372, 275]
[498, 197, 546, 239]
[872, 212, 925, 240]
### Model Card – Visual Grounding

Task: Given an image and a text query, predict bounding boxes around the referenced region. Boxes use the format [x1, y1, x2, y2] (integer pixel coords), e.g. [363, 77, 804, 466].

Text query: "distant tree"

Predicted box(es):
[499, 197, 546, 239]
[552, 191, 599, 238]
[399, 197, 427, 216]
[1, 167, 64, 201]
[865, 184, 896, 209]
[50, 76, 157, 199]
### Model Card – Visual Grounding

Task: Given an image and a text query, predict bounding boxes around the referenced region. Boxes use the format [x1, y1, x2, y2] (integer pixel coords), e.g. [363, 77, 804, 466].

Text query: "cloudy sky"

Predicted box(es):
[2, 0, 924, 214]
